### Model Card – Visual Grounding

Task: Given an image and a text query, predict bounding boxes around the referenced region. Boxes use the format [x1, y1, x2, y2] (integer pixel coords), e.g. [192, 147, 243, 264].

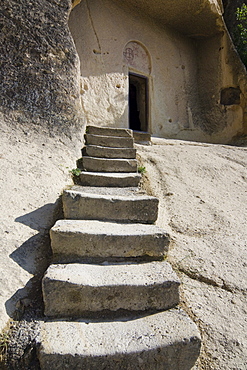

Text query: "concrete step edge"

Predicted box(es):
[77, 157, 137, 173]
[62, 188, 159, 223]
[86, 125, 133, 137]
[85, 134, 134, 148]
[42, 261, 180, 317]
[50, 219, 170, 262]
[76, 171, 141, 188]
[78, 171, 141, 178]
[82, 145, 137, 159]
[38, 308, 201, 369]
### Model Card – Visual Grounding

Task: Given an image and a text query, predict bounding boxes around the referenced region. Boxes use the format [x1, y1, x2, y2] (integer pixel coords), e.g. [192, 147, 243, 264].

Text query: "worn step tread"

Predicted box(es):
[82, 145, 136, 159]
[66, 185, 143, 196]
[86, 125, 132, 137]
[50, 219, 170, 262]
[85, 134, 134, 148]
[77, 171, 141, 188]
[77, 156, 137, 173]
[38, 309, 201, 370]
[133, 131, 151, 144]
[43, 261, 180, 317]
[62, 186, 159, 223]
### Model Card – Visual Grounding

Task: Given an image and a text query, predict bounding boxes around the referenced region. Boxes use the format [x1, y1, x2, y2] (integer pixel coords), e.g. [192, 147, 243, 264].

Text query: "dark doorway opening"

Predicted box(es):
[129, 73, 148, 132]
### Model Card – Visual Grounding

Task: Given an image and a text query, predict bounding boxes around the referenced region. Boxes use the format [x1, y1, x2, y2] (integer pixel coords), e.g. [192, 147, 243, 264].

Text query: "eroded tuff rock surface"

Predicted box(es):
[0, 118, 83, 333]
[138, 137, 247, 369]
[0, 0, 83, 135]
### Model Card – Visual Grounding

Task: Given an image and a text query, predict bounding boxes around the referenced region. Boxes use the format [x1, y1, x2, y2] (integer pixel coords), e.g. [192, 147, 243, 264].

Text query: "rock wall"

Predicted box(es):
[69, 0, 247, 143]
[0, 0, 84, 333]
[0, 0, 84, 136]
[194, 31, 247, 140]
[69, 0, 202, 138]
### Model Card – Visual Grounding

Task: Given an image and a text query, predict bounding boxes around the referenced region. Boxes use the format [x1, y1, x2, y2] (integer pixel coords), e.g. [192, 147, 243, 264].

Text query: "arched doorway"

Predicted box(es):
[123, 41, 151, 132]
[129, 73, 148, 131]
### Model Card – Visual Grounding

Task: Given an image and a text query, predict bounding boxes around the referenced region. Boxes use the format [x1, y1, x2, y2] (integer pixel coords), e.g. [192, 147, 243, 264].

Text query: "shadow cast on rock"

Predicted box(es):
[15, 199, 63, 232]
[5, 276, 44, 370]
[11, 197, 63, 275]
[5, 274, 44, 322]
[7, 197, 64, 322]
[9, 232, 52, 275]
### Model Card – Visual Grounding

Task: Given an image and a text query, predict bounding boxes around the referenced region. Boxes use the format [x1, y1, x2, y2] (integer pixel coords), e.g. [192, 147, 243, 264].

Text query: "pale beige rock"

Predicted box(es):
[38, 309, 201, 370]
[42, 262, 180, 317]
[137, 137, 247, 369]
[182, 275, 247, 370]
[0, 119, 83, 331]
[111, 0, 224, 37]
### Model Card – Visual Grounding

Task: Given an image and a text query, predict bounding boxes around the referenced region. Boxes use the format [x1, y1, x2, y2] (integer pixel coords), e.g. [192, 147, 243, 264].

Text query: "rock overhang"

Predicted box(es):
[107, 0, 224, 38]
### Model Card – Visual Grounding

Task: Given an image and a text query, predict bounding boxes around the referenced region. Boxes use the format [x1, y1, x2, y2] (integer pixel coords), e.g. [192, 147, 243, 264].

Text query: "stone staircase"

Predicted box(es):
[38, 126, 201, 369]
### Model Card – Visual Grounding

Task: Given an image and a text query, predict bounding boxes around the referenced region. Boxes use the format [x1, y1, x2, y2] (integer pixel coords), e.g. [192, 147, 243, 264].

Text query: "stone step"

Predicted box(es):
[62, 186, 159, 224]
[38, 309, 201, 370]
[85, 133, 134, 148]
[77, 157, 137, 173]
[82, 145, 136, 159]
[42, 262, 180, 317]
[77, 171, 141, 188]
[133, 131, 151, 145]
[86, 125, 132, 137]
[50, 220, 170, 262]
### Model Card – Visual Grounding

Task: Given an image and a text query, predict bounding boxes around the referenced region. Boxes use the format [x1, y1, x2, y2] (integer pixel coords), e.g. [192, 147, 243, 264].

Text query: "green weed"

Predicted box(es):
[234, 4, 247, 67]
[69, 168, 81, 177]
[0, 331, 9, 362]
[138, 166, 147, 174]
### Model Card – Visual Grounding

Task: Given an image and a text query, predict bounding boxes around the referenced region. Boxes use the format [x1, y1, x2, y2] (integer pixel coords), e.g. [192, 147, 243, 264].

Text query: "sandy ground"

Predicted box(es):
[137, 137, 247, 369]
[0, 120, 246, 368]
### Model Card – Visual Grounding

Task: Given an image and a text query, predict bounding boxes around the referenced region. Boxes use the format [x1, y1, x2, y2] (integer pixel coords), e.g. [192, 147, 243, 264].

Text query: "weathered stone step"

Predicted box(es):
[38, 309, 201, 370]
[85, 133, 134, 148]
[42, 262, 180, 317]
[77, 171, 141, 188]
[77, 156, 137, 173]
[86, 125, 132, 137]
[50, 220, 170, 263]
[63, 186, 159, 223]
[82, 145, 136, 159]
[133, 131, 151, 145]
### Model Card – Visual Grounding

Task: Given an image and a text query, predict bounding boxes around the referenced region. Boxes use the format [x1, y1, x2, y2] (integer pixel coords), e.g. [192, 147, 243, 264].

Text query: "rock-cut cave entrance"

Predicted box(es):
[129, 73, 148, 132]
